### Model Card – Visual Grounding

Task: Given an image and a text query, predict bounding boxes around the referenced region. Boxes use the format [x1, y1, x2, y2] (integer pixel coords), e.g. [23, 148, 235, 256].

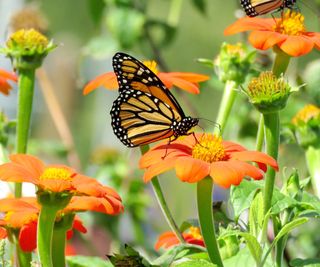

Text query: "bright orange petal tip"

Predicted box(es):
[0, 69, 18, 95]
[224, 11, 320, 57]
[140, 133, 278, 188]
[83, 72, 118, 95]
[155, 226, 205, 250]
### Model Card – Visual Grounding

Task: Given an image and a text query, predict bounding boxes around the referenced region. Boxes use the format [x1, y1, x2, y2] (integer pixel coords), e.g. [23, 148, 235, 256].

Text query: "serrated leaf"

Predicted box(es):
[67, 256, 112, 267]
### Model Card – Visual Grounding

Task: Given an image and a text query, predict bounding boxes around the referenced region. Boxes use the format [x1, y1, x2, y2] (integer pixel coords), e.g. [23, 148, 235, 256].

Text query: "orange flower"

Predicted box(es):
[0, 69, 17, 95]
[155, 226, 205, 250]
[139, 134, 278, 188]
[83, 60, 209, 95]
[0, 197, 88, 252]
[224, 11, 320, 57]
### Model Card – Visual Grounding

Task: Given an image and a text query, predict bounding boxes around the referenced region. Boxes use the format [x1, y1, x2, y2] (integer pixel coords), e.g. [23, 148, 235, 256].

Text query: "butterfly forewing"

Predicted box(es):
[110, 52, 198, 147]
[240, 0, 296, 16]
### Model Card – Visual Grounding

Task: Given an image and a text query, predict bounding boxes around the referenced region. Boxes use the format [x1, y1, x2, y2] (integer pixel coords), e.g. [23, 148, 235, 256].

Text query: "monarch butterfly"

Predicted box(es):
[110, 52, 199, 147]
[240, 0, 296, 17]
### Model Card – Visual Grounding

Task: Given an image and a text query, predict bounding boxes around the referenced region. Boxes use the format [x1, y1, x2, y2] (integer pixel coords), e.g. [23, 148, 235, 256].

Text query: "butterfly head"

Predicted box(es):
[172, 117, 199, 137]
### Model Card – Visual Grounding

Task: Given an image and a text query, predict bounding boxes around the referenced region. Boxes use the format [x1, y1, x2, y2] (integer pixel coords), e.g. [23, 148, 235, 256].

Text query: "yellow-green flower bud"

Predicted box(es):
[291, 104, 320, 148]
[1, 29, 56, 71]
[214, 42, 256, 84]
[246, 71, 291, 114]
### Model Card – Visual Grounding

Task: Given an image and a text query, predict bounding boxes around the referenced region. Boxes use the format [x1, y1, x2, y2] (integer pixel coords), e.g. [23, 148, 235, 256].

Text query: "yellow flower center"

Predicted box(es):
[192, 134, 226, 163]
[188, 226, 202, 240]
[292, 104, 320, 125]
[7, 28, 49, 49]
[143, 60, 159, 75]
[39, 167, 73, 181]
[225, 43, 245, 58]
[274, 11, 306, 36]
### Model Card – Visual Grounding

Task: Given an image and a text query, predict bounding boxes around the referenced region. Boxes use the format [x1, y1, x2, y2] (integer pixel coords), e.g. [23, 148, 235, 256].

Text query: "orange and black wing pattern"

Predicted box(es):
[110, 52, 198, 147]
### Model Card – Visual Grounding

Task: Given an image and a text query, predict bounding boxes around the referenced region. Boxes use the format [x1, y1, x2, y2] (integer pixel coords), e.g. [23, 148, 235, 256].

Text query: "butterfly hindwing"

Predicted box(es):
[240, 0, 296, 16]
[110, 89, 180, 147]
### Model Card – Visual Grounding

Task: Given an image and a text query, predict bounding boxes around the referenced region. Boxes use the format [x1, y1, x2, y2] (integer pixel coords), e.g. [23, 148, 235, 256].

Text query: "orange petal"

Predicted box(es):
[0, 69, 17, 81]
[249, 31, 286, 50]
[167, 72, 209, 83]
[0, 227, 7, 239]
[279, 35, 314, 57]
[143, 158, 177, 182]
[10, 154, 45, 180]
[0, 198, 39, 213]
[223, 141, 246, 153]
[210, 161, 263, 188]
[155, 232, 179, 250]
[83, 72, 118, 95]
[0, 163, 39, 183]
[229, 151, 278, 171]
[19, 221, 37, 252]
[175, 157, 210, 183]
[168, 76, 200, 94]
[139, 143, 190, 168]
[0, 78, 12, 95]
[224, 17, 275, 35]
[37, 180, 74, 192]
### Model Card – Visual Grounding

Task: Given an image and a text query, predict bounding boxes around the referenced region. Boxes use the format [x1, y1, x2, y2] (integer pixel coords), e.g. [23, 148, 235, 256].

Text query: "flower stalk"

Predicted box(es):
[140, 145, 185, 244]
[214, 80, 237, 135]
[15, 69, 35, 197]
[197, 177, 223, 266]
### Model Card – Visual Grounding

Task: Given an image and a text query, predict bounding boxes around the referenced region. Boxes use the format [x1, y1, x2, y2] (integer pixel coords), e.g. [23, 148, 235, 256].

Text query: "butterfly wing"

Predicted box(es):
[110, 89, 182, 147]
[240, 0, 294, 16]
[112, 52, 185, 117]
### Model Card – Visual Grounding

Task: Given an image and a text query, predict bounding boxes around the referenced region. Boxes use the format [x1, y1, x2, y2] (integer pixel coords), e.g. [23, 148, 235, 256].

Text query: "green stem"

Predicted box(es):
[262, 112, 279, 215]
[15, 69, 35, 197]
[197, 177, 223, 266]
[255, 115, 264, 151]
[52, 228, 67, 267]
[305, 146, 320, 198]
[272, 48, 291, 77]
[16, 243, 31, 267]
[214, 80, 237, 135]
[37, 205, 60, 267]
[140, 146, 185, 244]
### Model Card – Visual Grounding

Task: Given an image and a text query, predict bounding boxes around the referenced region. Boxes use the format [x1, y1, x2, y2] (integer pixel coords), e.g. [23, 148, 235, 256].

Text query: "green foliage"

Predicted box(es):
[67, 256, 113, 267]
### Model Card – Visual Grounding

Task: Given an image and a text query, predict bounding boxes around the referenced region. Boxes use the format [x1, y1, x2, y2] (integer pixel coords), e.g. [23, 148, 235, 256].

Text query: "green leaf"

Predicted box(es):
[273, 217, 309, 244]
[152, 244, 204, 267]
[106, 7, 145, 49]
[172, 259, 216, 267]
[238, 233, 262, 265]
[191, 0, 207, 14]
[223, 247, 273, 267]
[230, 180, 261, 221]
[249, 190, 264, 237]
[108, 244, 156, 267]
[290, 258, 320, 266]
[86, 0, 106, 26]
[67, 256, 112, 267]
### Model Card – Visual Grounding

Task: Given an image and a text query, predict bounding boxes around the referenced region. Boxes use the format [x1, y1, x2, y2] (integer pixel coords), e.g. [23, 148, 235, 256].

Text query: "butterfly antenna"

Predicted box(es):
[197, 117, 221, 132]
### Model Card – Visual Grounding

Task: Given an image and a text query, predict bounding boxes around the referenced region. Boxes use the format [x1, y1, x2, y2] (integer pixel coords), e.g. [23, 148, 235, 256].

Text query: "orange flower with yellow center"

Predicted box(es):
[0, 197, 87, 252]
[155, 226, 205, 250]
[0, 154, 123, 214]
[224, 11, 320, 57]
[0, 69, 17, 95]
[292, 104, 320, 126]
[83, 60, 209, 95]
[139, 134, 278, 188]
